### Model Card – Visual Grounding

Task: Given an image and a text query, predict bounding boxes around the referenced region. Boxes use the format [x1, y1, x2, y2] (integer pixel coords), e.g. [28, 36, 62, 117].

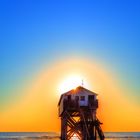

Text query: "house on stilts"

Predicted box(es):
[58, 86, 105, 140]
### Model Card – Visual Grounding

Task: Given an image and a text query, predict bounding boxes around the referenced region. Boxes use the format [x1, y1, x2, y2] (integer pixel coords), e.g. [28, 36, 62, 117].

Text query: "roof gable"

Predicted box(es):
[58, 86, 98, 106]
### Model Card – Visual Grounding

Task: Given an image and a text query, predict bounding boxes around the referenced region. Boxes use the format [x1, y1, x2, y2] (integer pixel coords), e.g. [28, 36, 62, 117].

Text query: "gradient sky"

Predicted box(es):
[0, 0, 140, 132]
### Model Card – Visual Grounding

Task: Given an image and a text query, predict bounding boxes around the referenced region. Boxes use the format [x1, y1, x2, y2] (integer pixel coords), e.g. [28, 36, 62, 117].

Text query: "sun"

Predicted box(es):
[58, 74, 90, 94]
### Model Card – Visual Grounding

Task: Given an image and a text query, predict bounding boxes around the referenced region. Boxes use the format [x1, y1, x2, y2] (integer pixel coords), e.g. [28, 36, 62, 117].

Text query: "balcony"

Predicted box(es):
[63, 99, 98, 111]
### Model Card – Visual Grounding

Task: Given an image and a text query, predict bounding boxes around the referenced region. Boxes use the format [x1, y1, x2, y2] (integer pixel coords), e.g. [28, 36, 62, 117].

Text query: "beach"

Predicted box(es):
[0, 132, 140, 140]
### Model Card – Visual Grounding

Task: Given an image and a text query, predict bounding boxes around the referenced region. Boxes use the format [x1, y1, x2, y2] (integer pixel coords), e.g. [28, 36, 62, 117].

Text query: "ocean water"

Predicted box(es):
[0, 132, 140, 140]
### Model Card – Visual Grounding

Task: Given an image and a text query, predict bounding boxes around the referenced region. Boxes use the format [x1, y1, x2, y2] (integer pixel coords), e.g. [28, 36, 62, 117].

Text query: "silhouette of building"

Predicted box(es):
[58, 86, 104, 140]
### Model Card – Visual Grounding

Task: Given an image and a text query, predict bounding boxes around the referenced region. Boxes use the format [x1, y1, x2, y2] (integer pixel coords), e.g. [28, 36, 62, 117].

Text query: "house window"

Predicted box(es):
[80, 96, 85, 101]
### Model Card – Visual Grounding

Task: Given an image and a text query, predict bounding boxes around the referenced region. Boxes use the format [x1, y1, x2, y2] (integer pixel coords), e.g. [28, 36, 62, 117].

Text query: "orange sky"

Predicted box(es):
[0, 58, 140, 132]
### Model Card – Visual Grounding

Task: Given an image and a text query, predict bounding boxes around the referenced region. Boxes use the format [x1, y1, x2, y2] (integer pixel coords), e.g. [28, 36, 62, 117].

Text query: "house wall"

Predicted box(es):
[59, 92, 97, 116]
[59, 97, 64, 115]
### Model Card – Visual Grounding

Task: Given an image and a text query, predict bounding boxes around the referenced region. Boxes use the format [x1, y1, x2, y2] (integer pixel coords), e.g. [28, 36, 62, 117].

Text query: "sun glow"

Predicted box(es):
[1, 58, 140, 131]
[58, 74, 90, 94]
[70, 134, 80, 140]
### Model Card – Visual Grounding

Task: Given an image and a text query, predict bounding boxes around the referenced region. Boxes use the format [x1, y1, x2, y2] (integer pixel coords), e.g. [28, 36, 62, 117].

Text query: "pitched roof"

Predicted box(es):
[58, 86, 98, 106]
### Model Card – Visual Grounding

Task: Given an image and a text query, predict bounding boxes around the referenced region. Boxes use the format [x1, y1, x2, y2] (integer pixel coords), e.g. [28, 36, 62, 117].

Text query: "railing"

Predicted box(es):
[63, 99, 98, 110]
[88, 99, 98, 109]
[63, 99, 79, 110]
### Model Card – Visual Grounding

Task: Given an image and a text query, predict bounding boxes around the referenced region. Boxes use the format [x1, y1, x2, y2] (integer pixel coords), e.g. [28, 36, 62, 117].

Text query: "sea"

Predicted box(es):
[0, 132, 140, 140]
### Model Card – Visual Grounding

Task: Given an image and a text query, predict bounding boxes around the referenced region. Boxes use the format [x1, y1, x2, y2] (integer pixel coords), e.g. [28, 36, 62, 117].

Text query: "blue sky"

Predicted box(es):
[1, 0, 140, 106]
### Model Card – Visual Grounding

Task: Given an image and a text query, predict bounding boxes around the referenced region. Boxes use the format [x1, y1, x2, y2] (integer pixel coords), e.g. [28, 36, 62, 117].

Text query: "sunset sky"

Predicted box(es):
[1, 0, 140, 132]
